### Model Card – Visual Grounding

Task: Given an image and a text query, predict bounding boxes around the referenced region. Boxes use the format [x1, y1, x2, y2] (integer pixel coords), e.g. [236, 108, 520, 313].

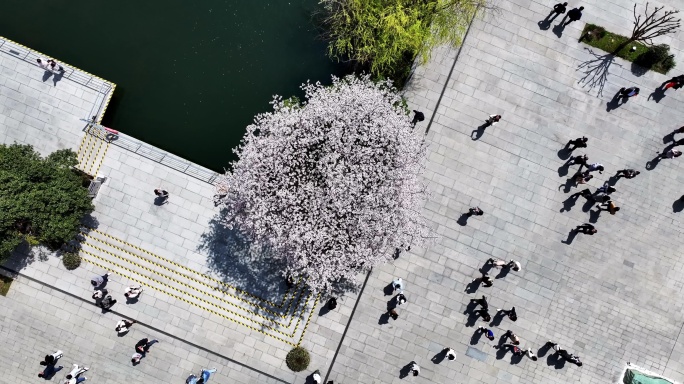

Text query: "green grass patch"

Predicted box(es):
[580, 23, 675, 74]
[0, 274, 13, 296]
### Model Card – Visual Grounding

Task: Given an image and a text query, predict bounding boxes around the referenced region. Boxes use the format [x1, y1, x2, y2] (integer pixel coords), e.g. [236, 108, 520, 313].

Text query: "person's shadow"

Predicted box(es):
[606, 91, 626, 111]
[470, 329, 484, 345]
[464, 309, 481, 327]
[489, 310, 506, 327]
[673, 198, 684, 213]
[664, 131, 676, 144]
[464, 279, 480, 294]
[495, 345, 510, 360]
[431, 349, 448, 364]
[494, 267, 510, 279]
[457, 214, 469, 226]
[557, 147, 572, 160]
[646, 154, 662, 170]
[318, 302, 332, 317]
[560, 193, 580, 212]
[154, 196, 169, 206]
[378, 312, 391, 325]
[648, 86, 666, 103]
[52, 71, 64, 86]
[471, 124, 488, 140]
[383, 283, 396, 296]
[42, 70, 53, 82]
[557, 157, 576, 176]
[589, 208, 601, 223]
[561, 229, 577, 245]
[125, 295, 140, 305]
[552, 23, 566, 38]
[399, 362, 414, 379]
[559, 178, 576, 193]
[581, 197, 595, 212]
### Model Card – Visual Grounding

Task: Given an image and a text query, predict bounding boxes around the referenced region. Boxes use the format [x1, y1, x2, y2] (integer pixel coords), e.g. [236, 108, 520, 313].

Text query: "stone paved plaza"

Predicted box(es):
[3, 0, 684, 383]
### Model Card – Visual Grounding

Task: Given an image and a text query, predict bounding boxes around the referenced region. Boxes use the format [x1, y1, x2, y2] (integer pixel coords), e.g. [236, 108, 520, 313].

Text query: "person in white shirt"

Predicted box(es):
[115, 319, 136, 334]
[409, 361, 420, 376]
[445, 348, 456, 361]
[36, 58, 50, 70]
[124, 285, 143, 299]
[391, 278, 404, 292]
[63, 363, 88, 384]
[485, 114, 502, 127]
[312, 369, 322, 384]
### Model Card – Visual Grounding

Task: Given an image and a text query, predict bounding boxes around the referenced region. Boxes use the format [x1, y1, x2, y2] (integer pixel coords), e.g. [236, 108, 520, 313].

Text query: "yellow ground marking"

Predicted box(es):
[85, 228, 294, 308]
[297, 292, 320, 347]
[77, 126, 96, 168]
[93, 138, 110, 176]
[80, 254, 301, 347]
[80, 240, 306, 327]
[82, 233, 299, 318]
[79, 249, 312, 338]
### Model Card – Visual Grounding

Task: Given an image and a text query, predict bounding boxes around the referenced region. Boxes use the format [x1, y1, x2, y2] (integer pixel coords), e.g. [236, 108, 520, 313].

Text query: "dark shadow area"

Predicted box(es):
[399, 363, 413, 379]
[495, 267, 510, 279]
[646, 154, 662, 171]
[116, 330, 129, 337]
[581, 197, 595, 212]
[470, 329, 484, 345]
[561, 229, 577, 245]
[606, 175, 620, 186]
[125, 296, 140, 305]
[52, 71, 64, 86]
[557, 158, 574, 177]
[560, 193, 580, 212]
[606, 90, 626, 112]
[198, 212, 289, 303]
[431, 349, 447, 364]
[471, 124, 488, 140]
[318, 303, 331, 317]
[664, 131, 675, 144]
[546, 352, 566, 369]
[630, 60, 649, 77]
[387, 296, 399, 311]
[464, 279, 480, 294]
[153, 196, 169, 206]
[510, 352, 524, 365]
[538, 19, 552, 30]
[378, 312, 390, 325]
[537, 343, 552, 357]
[559, 178, 576, 193]
[457, 214, 469, 226]
[577, 48, 618, 97]
[384, 283, 396, 296]
[495, 345, 509, 360]
[552, 23, 565, 38]
[557, 147, 572, 160]
[589, 208, 601, 224]
[465, 311, 480, 328]
[479, 262, 493, 275]
[42, 71, 53, 82]
[673, 198, 684, 213]
[490, 310, 505, 327]
[648, 86, 667, 103]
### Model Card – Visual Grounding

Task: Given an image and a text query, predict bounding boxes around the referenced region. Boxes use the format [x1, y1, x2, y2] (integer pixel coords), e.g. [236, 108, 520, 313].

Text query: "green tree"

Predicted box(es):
[320, 0, 488, 80]
[0, 144, 93, 261]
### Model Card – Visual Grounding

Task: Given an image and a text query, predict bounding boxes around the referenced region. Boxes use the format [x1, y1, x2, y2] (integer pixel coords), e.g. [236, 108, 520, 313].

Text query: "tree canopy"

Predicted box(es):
[214, 74, 433, 291]
[319, 0, 487, 79]
[0, 144, 93, 261]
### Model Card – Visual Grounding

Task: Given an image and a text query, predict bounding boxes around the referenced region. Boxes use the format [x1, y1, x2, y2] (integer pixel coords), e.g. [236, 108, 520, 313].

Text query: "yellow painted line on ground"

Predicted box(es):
[80, 130, 100, 174]
[93, 139, 110, 177]
[80, 253, 299, 347]
[87, 135, 105, 175]
[77, 127, 95, 168]
[83, 233, 298, 318]
[86, 228, 294, 308]
[79, 246, 312, 337]
[297, 292, 320, 347]
[75, 129, 89, 162]
[81, 240, 306, 326]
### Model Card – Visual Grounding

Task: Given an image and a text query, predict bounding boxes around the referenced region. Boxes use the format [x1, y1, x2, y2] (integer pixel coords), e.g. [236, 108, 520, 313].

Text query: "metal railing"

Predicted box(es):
[83, 120, 220, 185]
[0, 37, 114, 96]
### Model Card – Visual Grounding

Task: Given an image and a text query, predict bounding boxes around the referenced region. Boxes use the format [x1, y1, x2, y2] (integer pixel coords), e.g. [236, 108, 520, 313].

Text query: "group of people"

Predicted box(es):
[36, 58, 64, 74]
[37, 350, 89, 384]
[386, 278, 408, 321]
[545, 2, 584, 26]
[90, 272, 144, 310]
[563, 136, 642, 230]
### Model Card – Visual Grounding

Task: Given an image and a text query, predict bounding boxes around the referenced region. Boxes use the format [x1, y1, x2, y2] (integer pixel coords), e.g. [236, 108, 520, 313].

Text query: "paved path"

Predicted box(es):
[329, 0, 684, 383]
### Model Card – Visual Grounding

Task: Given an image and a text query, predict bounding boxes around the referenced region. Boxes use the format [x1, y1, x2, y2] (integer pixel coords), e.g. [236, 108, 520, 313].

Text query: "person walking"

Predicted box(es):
[619, 87, 640, 100]
[63, 364, 88, 384]
[48, 59, 64, 73]
[327, 297, 337, 310]
[595, 182, 616, 196]
[39, 363, 64, 379]
[563, 6, 584, 26]
[504, 330, 520, 345]
[615, 169, 640, 179]
[568, 154, 588, 168]
[663, 75, 684, 90]
[115, 319, 136, 334]
[124, 285, 143, 299]
[474, 308, 492, 322]
[525, 348, 538, 361]
[566, 137, 588, 151]
[92, 288, 107, 302]
[410, 110, 425, 127]
[131, 352, 144, 364]
[90, 272, 111, 288]
[469, 295, 488, 310]
[596, 200, 620, 215]
[391, 277, 404, 292]
[396, 293, 407, 306]
[98, 294, 117, 310]
[42, 350, 64, 365]
[409, 361, 420, 376]
[658, 149, 682, 159]
[445, 348, 456, 361]
[502, 343, 525, 356]
[497, 307, 517, 321]
[36, 58, 50, 70]
[484, 114, 502, 127]
[574, 172, 593, 185]
[573, 223, 597, 235]
[135, 338, 159, 354]
[477, 326, 495, 340]
[486, 258, 521, 272]
[312, 370, 322, 384]
[472, 272, 493, 287]
[547, 2, 568, 21]
[585, 162, 604, 174]
[466, 206, 484, 216]
[154, 189, 169, 204]
[197, 367, 218, 383]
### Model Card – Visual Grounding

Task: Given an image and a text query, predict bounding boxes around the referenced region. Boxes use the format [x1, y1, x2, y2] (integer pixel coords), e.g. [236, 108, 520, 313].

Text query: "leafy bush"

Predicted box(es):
[582, 24, 606, 42]
[0, 144, 94, 263]
[62, 252, 82, 270]
[635, 44, 676, 72]
[285, 347, 310, 372]
[0, 275, 13, 296]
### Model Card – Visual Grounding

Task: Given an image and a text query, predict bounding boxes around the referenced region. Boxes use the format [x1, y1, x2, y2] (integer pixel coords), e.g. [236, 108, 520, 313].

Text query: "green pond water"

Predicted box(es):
[0, 0, 345, 171]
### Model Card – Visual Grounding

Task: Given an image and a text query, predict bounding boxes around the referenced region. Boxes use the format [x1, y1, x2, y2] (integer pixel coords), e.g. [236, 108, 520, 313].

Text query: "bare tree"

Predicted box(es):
[629, 3, 680, 45]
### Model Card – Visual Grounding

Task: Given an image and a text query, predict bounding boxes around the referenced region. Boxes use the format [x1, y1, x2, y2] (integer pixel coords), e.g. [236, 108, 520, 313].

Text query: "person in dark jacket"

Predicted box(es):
[563, 6, 584, 26]
[547, 2, 568, 21]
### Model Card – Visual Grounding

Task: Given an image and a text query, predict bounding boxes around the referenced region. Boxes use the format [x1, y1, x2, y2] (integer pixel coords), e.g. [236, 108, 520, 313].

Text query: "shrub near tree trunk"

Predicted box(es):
[0, 144, 94, 263]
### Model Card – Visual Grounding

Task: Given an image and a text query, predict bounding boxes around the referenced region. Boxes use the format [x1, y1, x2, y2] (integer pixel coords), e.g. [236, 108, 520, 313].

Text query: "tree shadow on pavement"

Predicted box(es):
[198, 213, 287, 304]
[577, 48, 620, 97]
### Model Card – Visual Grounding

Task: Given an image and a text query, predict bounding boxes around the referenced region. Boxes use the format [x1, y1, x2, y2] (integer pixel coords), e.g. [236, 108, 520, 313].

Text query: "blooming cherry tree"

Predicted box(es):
[215, 74, 432, 292]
